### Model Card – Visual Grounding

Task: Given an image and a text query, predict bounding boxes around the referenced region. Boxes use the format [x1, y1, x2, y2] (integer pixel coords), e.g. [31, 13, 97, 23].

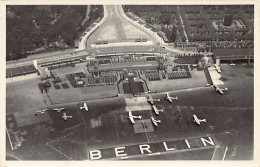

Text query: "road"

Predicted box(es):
[6, 5, 172, 69]
[86, 5, 158, 48]
[6, 5, 201, 70]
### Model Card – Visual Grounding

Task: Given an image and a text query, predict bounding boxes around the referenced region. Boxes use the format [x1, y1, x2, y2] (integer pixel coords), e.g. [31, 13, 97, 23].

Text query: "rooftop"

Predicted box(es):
[213, 48, 254, 58]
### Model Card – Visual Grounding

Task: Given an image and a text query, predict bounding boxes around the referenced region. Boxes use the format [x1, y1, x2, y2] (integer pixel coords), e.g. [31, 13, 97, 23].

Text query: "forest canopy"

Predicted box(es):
[6, 5, 103, 61]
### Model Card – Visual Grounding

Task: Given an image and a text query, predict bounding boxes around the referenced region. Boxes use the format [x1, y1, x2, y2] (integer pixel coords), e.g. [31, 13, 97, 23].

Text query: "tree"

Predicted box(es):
[223, 14, 233, 26]
[171, 26, 177, 42]
[160, 13, 171, 25]
[198, 23, 204, 29]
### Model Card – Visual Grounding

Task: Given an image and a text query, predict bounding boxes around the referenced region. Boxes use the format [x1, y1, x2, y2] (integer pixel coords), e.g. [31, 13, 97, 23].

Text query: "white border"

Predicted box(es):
[1, 0, 259, 167]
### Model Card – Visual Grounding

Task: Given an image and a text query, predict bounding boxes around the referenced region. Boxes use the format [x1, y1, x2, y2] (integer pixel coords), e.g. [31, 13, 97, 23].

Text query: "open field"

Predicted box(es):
[6, 86, 253, 160]
[6, 78, 47, 113]
[6, 63, 253, 160]
[6, 48, 254, 160]
[47, 84, 118, 104]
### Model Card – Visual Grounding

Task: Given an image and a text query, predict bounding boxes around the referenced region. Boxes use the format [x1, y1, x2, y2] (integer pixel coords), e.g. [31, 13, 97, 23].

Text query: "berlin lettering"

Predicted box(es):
[89, 136, 215, 160]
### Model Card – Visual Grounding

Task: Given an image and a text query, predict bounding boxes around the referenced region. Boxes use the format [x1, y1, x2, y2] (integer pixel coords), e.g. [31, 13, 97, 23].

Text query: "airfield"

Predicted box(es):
[6, 63, 253, 160]
[5, 4, 254, 161]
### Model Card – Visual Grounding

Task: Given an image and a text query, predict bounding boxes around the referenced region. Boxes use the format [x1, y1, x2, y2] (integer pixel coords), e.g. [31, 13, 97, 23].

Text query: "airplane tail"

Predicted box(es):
[176, 96, 178, 100]
[157, 120, 161, 123]
[225, 88, 228, 91]
[159, 109, 163, 113]
[80, 107, 83, 109]
[202, 119, 206, 122]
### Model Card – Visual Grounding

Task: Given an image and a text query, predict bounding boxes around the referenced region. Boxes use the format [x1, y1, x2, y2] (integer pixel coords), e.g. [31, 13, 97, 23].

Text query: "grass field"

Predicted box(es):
[13, 109, 52, 127]
[6, 63, 253, 160]
[6, 78, 47, 113]
[131, 147, 215, 160]
[47, 84, 118, 104]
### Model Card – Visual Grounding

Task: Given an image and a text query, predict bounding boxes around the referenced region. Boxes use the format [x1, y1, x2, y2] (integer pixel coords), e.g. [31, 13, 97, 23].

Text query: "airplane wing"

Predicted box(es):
[84, 103, 89, 110]
[215, 66, 221, 72]
[155, 110, 159, 115]
[166, 93, 173, 102]
[151, 117, 158, 126]
[130, 117, 134, 124]
[148, 95, 152, 100]
[193, 115, 200, 124]
[152, 106, 159, 115]
[147, 95, 153, 104]
[128, 111, 135, 123]
[62, 114, 67, 120]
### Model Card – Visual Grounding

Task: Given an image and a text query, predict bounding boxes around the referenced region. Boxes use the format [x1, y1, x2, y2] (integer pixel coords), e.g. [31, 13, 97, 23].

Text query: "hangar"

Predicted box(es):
[213, 48, 254, 65]
[6, 64, 38, 83]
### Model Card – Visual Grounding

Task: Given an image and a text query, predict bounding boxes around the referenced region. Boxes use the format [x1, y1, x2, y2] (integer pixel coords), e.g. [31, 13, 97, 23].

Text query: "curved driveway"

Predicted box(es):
[86, 5, 158, 48]
[6, 5, 182, 69]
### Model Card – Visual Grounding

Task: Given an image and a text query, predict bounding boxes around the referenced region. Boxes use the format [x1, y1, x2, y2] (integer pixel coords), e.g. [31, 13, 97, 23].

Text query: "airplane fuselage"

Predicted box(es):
[128, 111, 142, 124]
[80, 103, 88, 111]
[193, 115, 206, 125]
[166, 93, 178, 103]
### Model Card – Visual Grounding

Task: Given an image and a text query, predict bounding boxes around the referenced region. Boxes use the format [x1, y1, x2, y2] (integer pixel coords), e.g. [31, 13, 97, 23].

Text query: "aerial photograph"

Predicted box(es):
[5, 4, 254, 161]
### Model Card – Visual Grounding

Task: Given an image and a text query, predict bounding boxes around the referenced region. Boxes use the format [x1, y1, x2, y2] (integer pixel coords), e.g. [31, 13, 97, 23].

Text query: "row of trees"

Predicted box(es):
[124, 5, 182, 43]
[7, 5, 103, 61]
